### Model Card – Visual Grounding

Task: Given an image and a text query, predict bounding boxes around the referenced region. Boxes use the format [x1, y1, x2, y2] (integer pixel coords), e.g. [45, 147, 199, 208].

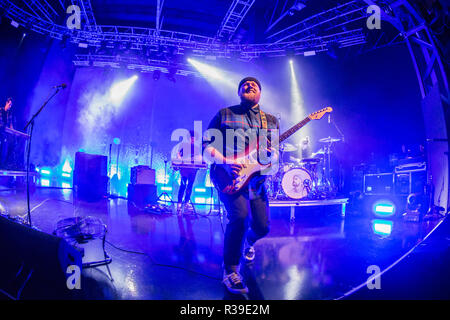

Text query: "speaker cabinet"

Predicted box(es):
[73, 152, 108, 201]
[0, 216, 82, 299]
[127, 184, 158, 208]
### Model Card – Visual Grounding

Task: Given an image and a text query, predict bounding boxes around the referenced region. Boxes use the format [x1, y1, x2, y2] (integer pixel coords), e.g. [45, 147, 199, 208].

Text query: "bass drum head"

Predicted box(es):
[281, 167, 312, 199]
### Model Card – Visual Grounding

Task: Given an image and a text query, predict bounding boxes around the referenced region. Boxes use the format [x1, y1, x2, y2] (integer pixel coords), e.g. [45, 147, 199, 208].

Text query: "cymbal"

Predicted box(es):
[280, 142, 297, 152]
[301, 158, 321, 164]
[319, 137, 341, 143]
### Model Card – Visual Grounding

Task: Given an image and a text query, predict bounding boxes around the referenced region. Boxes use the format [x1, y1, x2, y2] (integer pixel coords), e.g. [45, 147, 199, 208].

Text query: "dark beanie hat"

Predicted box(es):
[238, 77, 261, 92]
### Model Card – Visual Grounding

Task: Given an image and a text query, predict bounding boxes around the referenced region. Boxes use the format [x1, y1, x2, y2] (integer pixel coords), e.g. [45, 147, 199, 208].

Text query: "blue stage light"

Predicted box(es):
[194, 197, 206, 204]
[62, 182, 71, 189]
[373, 200, 396, 216]
[62, 158, 72, 173]
[372, 219, 393, 236]
[40, 168, 52, 175]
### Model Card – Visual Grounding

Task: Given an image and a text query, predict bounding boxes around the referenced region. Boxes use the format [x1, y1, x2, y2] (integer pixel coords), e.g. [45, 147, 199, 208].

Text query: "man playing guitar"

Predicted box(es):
[203, 77, 279, 294]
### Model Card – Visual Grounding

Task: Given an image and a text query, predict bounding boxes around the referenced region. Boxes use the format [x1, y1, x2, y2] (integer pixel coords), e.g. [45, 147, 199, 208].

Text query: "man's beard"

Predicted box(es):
[241, 93, 258, 105]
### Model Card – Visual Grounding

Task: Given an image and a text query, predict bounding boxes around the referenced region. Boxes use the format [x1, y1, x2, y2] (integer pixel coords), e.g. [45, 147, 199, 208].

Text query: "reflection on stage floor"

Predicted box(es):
[0, 188, 445, 300]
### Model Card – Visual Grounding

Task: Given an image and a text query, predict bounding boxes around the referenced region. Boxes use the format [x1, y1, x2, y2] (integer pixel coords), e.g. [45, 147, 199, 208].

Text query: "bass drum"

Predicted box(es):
[281, 167, 313, 199]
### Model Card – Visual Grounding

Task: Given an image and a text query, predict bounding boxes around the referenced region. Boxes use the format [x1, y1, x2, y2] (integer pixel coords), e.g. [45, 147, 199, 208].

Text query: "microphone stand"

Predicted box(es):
[23, 87, 64, 227]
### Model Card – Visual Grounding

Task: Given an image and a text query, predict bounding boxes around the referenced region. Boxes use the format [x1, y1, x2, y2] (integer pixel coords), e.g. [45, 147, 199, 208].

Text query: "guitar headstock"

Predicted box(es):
[309, 106, 333, 120]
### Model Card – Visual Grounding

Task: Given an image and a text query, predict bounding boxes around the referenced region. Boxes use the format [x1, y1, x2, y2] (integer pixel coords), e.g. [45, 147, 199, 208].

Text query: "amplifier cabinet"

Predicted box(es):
[363, 173, 394, 195]
[130, 166, 155, 185]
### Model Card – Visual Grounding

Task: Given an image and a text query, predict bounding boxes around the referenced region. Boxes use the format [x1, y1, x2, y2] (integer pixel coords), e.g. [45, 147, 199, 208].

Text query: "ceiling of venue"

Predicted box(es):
[0, 0, 406, 73]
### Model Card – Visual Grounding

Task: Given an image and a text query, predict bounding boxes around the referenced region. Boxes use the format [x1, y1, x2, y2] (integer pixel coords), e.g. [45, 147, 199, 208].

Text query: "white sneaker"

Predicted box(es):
[223, 270, 248, 294]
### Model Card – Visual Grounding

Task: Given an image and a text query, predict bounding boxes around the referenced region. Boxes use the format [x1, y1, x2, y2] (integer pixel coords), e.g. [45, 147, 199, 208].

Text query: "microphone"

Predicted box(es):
[53, 83, 67, 89]
[328, 113, 330, 124]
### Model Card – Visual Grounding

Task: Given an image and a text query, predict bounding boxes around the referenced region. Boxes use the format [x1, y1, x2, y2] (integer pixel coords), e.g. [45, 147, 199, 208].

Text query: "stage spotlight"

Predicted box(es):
[109, 75, 138, 106]
[372, 200, 396, 217]
[60, 34, 70, 49]
[62, 159, 72, 174]
[167, 67, 177, 82]
[303, 50, 316, 57]
[153, 69, 161, 81]
[291, 1, 306, 12]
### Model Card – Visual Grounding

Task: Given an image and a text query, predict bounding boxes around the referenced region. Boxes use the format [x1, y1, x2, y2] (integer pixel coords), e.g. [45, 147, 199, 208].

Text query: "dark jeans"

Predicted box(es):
[178, 169, 197, 204]
[220, 186, 270, 269]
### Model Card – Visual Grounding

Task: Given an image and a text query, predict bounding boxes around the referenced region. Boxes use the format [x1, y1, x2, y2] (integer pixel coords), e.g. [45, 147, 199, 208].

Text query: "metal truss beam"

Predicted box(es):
[1, 0, 366, 61]
[266, 1, 367, 44]
[72, 0, 98, 31]
[365, 0, 448, 211]
[19, 0, 59, 23]
[73, 54, 198, 77]
[216, 0, 255, 42]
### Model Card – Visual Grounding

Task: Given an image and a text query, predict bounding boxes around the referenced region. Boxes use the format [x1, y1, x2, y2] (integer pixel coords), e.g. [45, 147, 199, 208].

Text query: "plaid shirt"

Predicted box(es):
[205, 103, 279, 155]
[204, 103, 279, 199]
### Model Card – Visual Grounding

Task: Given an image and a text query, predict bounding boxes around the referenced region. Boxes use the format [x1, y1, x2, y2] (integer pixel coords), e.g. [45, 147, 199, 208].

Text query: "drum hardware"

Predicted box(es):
[319, 136, 341, 192]
[318, 137, 341, 143]
[280, 142, 297, 152]
[267, 136, 342, 201]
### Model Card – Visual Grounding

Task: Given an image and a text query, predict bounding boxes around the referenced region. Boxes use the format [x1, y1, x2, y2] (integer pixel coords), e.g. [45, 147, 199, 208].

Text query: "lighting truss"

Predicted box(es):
[2, 0, 420, 73]
[18, 0, 58, 23]
[216, 0, 255, 42]
[72, 0, 98, 31]
[266, 1, 368, 44]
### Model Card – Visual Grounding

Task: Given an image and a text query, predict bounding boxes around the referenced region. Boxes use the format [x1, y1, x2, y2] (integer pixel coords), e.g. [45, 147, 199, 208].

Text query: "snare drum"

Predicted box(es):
[281, 167, 313, 199]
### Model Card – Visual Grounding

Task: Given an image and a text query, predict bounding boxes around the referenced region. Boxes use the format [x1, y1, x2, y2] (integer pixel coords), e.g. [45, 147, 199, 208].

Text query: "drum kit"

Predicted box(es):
[267, 136, 341, 200]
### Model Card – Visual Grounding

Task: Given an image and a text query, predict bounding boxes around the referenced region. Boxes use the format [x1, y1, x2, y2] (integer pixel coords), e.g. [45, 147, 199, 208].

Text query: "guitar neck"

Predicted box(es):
[279, 117, 311, 143]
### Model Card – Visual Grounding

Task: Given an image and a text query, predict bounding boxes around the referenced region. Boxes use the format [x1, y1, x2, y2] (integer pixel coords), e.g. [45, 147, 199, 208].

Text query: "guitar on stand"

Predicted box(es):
[210, 107, 333, 195]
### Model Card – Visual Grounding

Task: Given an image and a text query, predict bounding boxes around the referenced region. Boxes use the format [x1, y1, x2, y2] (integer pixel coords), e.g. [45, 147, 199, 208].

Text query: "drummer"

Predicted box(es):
[299, 136, 312, 159]
[289, 136, 312, 164]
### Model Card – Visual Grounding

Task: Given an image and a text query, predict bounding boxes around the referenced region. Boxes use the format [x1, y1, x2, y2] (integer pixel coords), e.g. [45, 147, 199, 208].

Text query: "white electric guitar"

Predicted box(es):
[210, 107, 333, 194]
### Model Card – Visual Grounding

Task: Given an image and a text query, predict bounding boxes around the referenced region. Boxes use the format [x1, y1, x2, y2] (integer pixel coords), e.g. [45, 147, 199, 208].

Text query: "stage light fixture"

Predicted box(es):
[60, 34, 69, 49]
[372, 200, 396, 217]
[153, 69, 161, 81]
[290, 1, 306, 13]
[62, 159, 72, 174]
[167, 67, 177, 83]
[303, 50, 316, 57]
[10, 20, 19, 28]
[40, 169, 52, 175]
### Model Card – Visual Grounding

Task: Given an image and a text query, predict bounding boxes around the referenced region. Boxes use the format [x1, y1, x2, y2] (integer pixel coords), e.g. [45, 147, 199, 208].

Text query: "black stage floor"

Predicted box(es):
[0, 188, 448, 300]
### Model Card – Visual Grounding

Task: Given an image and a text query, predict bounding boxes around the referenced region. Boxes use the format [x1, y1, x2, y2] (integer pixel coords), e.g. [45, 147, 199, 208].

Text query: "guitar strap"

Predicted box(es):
[259, 109, 268, 152]
[260, 109, 267, 130]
